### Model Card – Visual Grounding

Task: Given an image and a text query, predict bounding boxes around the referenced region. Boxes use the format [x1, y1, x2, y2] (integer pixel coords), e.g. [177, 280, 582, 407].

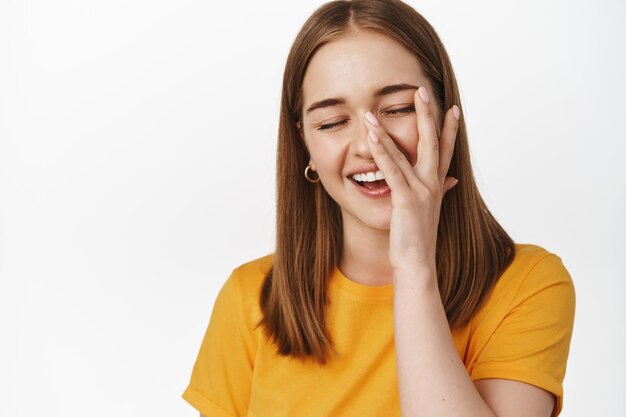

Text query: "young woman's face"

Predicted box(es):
[300, 30, 443, 231]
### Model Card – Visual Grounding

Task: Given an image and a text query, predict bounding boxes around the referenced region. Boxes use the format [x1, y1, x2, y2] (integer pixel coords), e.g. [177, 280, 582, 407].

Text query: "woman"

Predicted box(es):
[182, 1, 575, 416]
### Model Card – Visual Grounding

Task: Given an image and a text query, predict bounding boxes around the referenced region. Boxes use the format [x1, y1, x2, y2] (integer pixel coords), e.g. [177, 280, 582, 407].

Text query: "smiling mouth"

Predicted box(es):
[349, 176, 389, 191]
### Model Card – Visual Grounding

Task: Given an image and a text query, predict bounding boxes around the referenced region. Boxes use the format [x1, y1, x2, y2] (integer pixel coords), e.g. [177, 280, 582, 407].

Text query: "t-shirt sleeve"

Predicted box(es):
[182, 269, 256, 417]
[469, 253, 576, 417]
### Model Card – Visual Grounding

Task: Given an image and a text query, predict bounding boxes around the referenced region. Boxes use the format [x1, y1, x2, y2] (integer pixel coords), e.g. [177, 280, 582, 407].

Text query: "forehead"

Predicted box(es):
[302, 30, 426, 105]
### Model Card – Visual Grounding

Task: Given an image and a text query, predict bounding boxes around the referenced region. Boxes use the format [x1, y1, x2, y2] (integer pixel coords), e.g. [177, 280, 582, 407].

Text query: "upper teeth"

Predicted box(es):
[352, 170, 385, 182]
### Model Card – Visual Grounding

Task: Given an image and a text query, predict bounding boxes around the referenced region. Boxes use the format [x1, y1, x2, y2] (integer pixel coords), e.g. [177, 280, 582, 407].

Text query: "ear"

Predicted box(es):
[308, 159, 316, 171]
[295, 120, 303, 137]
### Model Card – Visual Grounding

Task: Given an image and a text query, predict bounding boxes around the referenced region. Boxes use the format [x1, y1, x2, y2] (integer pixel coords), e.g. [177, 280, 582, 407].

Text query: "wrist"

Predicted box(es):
[391, 251, 436, 272]
[392, 263, 438, 290]
[392, 259, 436, 276]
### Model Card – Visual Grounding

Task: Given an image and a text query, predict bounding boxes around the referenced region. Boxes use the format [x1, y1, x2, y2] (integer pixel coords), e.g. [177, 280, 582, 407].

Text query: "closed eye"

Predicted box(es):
[317, 119, 348, 131]
[382, 105, 415, 116]
[316, 105, 415, 131]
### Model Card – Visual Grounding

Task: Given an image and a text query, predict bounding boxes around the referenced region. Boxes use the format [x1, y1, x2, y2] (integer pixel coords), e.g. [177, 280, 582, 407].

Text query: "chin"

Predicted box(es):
[338, 204, 392, 231]
[364, 216, 391, 231]
[359, 207, 392, 231]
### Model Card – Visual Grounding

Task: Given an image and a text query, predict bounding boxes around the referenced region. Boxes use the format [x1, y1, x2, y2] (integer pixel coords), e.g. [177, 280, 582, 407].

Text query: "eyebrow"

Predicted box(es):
[305, 83, 420, 115]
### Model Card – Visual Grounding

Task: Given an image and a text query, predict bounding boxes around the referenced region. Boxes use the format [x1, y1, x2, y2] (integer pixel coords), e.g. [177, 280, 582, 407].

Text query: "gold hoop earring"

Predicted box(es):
[304, 165, 320, 183]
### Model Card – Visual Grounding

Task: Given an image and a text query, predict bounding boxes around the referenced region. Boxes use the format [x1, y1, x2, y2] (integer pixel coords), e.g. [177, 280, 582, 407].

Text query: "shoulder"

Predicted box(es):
[220, 253, 274, 330]
[508, 243, 574, 297]
[500, 243, 573, 295]
[229, 253, 274, 294]
[472, 243, 575, 326]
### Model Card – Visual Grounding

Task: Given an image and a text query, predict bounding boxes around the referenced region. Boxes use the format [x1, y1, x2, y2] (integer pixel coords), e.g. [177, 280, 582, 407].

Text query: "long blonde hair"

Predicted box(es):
[256, 0, 515, 366]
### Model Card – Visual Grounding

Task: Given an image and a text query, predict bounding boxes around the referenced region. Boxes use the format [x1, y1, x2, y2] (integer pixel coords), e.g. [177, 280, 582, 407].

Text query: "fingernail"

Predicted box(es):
[368, 129, 379, 144]
[452, 105, 460, 120]
[418, 87, 430, 104]
[364, 111, 379, 125]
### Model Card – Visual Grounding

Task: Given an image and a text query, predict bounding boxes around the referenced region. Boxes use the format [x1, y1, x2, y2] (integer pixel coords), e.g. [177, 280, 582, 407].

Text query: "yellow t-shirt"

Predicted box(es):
[182, 243, 575, 417]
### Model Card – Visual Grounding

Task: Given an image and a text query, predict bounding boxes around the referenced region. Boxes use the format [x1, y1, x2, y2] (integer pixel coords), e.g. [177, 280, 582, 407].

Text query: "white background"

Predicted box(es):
[1, 0, 624, 416]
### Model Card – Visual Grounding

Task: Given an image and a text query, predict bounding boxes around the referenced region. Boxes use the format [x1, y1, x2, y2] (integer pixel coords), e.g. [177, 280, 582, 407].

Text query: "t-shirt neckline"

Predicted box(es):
[330, 265, 394, 299]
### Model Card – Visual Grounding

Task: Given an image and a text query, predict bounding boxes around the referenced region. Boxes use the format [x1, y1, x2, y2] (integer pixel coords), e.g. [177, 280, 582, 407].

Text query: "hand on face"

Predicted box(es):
[363, 86, 459, 273]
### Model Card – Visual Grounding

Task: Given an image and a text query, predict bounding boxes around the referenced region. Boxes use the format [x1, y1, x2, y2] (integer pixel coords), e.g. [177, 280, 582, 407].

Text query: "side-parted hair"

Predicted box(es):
[256, 0, 515, 365]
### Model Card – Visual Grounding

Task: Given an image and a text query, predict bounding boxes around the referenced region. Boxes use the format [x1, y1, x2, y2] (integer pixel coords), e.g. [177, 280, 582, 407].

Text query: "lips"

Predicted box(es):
[348, 176, 391, 197]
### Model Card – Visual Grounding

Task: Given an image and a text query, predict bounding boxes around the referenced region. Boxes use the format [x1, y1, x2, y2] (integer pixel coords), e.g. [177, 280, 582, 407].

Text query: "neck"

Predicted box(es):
[339, 212, 393, 286]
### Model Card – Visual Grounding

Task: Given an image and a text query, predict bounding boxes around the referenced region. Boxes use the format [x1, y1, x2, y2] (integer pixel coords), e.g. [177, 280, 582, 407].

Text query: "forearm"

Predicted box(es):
[392, 266, 497, 417]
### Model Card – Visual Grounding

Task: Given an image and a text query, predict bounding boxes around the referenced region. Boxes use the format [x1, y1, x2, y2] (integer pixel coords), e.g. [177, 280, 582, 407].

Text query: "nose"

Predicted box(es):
[350, 115, 375, 159]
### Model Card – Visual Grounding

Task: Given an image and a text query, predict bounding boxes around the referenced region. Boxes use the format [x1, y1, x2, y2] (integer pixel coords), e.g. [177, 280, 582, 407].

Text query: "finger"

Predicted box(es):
[438, 105, 460, 185]
[414, 86, 440, 187]
[363, 112, 421, 191]
[443, 176, 459, 195]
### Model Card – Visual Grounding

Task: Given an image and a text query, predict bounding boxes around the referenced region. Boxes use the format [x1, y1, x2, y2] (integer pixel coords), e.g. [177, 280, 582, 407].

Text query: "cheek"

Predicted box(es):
[307, 140, 343, 178]
[383, 118, 419, 166]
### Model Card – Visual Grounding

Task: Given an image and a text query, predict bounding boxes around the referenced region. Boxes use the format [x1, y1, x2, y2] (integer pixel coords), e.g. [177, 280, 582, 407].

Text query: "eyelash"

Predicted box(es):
[316, 106, 415, 131]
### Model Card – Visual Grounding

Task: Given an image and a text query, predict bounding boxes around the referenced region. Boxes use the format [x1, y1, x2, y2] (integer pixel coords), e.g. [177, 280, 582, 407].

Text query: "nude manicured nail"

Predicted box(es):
[418, 87, 430, 104]
[453, 105, 460, 120]
[368, 129, 379, 144]
[364, 111, 379, 125]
